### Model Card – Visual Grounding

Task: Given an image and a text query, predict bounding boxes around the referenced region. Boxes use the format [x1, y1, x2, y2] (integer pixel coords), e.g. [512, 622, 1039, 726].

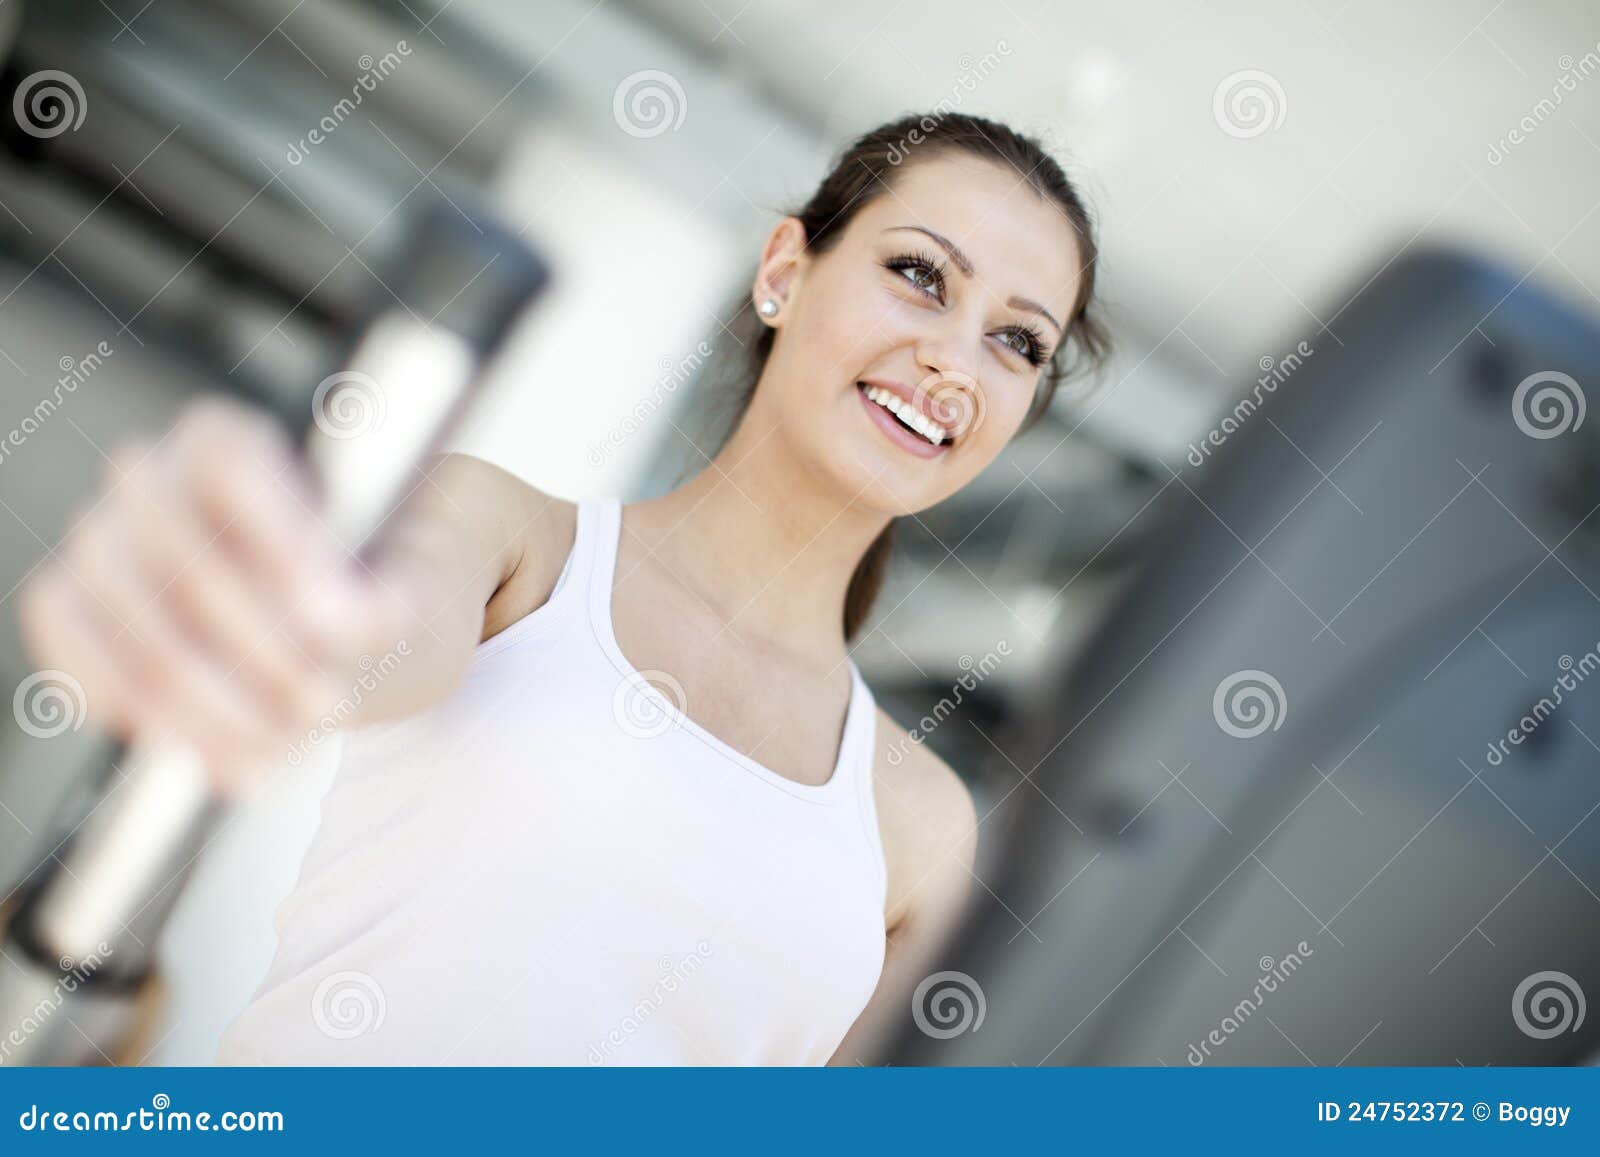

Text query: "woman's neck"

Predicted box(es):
[627, 414, 888, 665]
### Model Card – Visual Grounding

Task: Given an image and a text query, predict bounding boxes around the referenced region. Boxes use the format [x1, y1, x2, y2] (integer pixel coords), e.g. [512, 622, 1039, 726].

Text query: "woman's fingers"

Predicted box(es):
[12, 395, 374, 793]
[15, 561, 144, 739]
[65, 508, 287, 765]
[119, 448, 337, 730]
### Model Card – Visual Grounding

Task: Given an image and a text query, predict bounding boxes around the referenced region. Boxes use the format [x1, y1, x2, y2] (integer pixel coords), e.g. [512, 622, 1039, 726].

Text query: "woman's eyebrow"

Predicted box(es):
[883, 224, 1063, 335]
[1011, 294, 1063, 336]
[884, 224, 975, 277]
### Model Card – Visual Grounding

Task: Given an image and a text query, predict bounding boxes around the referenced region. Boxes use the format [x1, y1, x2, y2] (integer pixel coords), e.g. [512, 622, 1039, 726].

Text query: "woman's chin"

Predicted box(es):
[832, 440, 959, 517]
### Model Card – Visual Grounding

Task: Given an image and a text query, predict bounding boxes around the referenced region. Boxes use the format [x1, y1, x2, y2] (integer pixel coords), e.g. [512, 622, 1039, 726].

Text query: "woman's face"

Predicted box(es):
[751, 152, 1087, 517]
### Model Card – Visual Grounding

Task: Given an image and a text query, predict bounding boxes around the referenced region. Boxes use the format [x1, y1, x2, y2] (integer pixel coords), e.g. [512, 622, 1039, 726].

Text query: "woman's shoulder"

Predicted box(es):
[868, 705, 979, 928]
[429, 453, 579, 644]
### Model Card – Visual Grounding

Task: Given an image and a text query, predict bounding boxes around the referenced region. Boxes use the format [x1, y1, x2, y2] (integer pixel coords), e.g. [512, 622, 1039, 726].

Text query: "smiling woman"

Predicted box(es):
[17, 111, 1110, 1066]
[695, 114, 1110, 641]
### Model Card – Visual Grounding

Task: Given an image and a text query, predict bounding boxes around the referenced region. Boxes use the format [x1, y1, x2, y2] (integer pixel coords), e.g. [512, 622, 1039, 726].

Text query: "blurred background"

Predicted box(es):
[0, 0, 1598, 1065]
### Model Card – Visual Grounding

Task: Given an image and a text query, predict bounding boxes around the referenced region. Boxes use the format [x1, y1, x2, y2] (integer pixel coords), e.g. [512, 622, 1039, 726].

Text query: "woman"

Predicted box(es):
[17, 111, 1107, 1064]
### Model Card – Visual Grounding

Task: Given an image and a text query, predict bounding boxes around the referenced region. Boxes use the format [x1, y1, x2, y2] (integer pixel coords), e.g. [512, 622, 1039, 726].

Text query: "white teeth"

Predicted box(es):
[862, 385, 949, 445]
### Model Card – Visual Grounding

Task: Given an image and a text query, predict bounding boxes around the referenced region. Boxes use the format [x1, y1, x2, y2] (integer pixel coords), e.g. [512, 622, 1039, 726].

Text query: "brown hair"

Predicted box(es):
[697, 111, 1110, 641]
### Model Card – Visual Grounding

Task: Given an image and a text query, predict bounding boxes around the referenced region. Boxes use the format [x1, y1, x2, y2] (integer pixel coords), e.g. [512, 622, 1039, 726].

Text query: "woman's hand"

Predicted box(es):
[15, 395, 414, 793]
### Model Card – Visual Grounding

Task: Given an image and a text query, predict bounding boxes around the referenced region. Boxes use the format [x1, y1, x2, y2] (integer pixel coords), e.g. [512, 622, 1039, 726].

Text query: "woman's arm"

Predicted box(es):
[15, 392, 568, 790]
[344, 450, 572, 727]
[829, 717, 979, 1064]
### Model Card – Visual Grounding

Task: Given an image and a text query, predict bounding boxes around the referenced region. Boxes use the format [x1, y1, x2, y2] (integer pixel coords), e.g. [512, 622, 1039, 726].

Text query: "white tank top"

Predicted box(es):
[216, 495, 888, 1065]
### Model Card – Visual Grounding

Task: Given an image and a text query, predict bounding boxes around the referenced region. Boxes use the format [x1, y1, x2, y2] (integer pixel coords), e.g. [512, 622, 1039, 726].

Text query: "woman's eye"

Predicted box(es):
[883, 253, 946, 300]
[997, 329, 1040, 362]
[897, 264, 940, 296]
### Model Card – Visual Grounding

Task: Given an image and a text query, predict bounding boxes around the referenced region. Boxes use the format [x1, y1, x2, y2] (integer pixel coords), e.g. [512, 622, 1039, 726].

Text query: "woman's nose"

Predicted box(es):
[910, 330, 984, 439]
[913, 321, 980, 387]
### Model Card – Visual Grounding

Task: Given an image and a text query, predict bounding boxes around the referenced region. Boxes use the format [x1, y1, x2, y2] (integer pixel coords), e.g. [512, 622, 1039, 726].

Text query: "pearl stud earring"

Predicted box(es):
[758, 298, 779, 318]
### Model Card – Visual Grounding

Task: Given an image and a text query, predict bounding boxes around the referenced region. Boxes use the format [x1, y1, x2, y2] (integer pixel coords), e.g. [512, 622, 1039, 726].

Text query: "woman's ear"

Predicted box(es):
[752, 216, 809, 319]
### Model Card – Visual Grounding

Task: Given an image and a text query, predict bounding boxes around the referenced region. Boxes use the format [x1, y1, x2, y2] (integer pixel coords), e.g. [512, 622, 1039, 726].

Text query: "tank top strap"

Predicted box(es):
[841, 657, 888, 881]
[532, 494, 602, 616]
[586, 495, 624, 626]
[838, 658, 876, 777]
[470, 494, 608, 658]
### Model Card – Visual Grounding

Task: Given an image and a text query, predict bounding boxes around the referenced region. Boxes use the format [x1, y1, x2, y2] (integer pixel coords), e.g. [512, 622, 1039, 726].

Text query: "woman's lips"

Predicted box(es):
[855, 382, 949, 460]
